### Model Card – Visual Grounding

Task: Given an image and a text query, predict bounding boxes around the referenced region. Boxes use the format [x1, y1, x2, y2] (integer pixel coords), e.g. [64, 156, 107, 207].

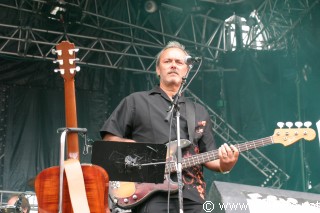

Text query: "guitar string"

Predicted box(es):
[165, 136, 274, 173]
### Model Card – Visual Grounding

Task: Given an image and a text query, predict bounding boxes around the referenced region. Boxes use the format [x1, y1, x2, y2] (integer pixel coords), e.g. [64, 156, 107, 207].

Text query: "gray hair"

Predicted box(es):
[155, 41, 189, 66]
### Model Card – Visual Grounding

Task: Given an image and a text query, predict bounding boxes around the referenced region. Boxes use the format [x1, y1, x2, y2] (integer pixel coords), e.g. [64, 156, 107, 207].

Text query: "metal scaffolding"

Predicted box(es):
[0, 0, 318, 189]
[185, 88, 290, 188]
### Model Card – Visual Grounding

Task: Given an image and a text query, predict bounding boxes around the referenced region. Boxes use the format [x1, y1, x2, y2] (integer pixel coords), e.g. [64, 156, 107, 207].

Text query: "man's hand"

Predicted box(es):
[218, 143, 239, 173]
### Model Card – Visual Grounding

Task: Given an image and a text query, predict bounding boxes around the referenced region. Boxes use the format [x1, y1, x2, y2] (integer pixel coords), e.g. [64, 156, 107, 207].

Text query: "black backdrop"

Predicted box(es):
[1, 46, 320, 193]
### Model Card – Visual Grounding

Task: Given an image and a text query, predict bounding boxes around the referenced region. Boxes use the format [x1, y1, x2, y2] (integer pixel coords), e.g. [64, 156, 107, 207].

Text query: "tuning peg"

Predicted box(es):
[70, 66, 80, 74]
[277, 122, 284, 128]
[68, 48, 79, 55]
[285, 122, 293, 128]
[54, 69, 65, 75]
[53, 59, 63, 65]
[69, 58, 79, 65]
[295, 121, 303, 128]
[304, 121, 312, 128]
[52, 49, 62, 56]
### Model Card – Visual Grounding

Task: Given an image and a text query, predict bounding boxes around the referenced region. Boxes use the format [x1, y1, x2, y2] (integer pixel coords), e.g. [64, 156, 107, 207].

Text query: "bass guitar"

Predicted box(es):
[109, 125, 316, 209]
[35, 41, 109, 213]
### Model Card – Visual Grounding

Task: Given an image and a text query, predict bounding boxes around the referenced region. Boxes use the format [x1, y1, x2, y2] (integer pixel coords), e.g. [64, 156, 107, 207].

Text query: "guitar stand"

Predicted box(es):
[56, 127, 87, 213]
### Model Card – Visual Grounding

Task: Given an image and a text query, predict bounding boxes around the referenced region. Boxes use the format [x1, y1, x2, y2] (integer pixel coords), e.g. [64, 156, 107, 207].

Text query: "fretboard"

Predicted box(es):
[165, 136, 274, 173]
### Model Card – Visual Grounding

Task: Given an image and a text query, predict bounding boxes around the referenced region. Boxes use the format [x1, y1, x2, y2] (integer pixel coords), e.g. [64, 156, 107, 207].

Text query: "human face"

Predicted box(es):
[156, 47, 189, 88]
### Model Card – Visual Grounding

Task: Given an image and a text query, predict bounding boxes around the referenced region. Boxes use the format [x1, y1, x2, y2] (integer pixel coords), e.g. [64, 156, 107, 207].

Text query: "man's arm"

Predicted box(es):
[102, 133, 135, 143]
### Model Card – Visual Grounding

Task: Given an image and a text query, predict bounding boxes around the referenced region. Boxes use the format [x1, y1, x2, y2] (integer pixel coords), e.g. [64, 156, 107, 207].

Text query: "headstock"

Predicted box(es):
[272, 121, 316, 146]
[53, 41, 80, 81]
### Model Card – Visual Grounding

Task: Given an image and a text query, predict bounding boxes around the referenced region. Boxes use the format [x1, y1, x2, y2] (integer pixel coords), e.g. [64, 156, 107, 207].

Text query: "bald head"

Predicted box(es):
[7, 195, 30, 213]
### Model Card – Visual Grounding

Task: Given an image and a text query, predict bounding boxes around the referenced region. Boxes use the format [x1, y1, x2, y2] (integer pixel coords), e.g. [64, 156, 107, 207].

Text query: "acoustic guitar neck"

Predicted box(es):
[55, 41, 80, 159]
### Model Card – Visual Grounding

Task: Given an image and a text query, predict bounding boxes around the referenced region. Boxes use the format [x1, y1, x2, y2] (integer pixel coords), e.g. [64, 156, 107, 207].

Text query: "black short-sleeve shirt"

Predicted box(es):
[100, 86, 216, 203]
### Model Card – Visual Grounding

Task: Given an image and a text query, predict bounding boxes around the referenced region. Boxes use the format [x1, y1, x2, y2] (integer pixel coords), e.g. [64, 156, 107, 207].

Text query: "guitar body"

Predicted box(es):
[110, 175, 178, 209]
[109, 139, 192, 209]
[35, 164, 109, 213]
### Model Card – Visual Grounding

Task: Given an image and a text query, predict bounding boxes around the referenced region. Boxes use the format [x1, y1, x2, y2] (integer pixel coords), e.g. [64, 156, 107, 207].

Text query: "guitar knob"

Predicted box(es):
[54, 69, 65, 74]
[132, 195, 138, 200]
[53, 59, 63, 65]
[295, 121, 303, 128]
[69, 58, 79, 65]
[285, 122, 293, 128]
[68, 48, 79, 55]
[124, 198, 129, 203]
[277, 122, 284, 128]
[304, 121, 312, 128]
[70, 66, 81, 74]
[52, 49, 62, 56]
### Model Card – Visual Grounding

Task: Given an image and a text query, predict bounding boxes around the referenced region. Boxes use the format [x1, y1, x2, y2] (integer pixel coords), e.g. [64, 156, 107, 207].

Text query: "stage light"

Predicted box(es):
[225, 10, 269, 51]
[224, 14, 246, 51]
[144, 0, 158, 13]
[40, 1, 82, 23]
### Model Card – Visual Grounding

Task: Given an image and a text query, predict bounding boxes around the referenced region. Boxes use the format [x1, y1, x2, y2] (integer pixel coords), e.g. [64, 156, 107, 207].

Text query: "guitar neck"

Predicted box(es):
[65, 79, 79, 159]
[55, 41, 80, 160]
[165, 136, 274, 173]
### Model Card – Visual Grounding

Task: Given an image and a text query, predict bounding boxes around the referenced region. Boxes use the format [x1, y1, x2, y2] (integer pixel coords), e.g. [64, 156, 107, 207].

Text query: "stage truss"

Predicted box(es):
[0, 0, 318, 189]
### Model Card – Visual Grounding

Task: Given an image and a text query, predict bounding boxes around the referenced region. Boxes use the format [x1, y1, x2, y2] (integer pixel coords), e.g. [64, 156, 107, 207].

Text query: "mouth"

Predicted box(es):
[168, 71, 179, 76]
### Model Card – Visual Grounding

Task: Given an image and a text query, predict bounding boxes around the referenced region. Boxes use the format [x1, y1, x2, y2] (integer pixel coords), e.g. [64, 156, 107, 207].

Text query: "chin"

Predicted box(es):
[167, 80, 182, 86]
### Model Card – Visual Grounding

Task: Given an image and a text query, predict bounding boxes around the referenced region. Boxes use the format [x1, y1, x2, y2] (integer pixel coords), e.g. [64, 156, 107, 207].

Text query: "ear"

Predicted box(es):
[156, 66, 160, 77]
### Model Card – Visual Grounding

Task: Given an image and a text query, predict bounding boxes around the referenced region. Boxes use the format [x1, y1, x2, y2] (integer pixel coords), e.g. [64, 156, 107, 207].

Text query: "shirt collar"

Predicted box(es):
[149, 85, 186, 103]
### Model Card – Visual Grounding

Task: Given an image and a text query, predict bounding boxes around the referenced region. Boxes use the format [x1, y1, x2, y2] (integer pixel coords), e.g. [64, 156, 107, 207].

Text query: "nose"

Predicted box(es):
[170, 61, 177, 69]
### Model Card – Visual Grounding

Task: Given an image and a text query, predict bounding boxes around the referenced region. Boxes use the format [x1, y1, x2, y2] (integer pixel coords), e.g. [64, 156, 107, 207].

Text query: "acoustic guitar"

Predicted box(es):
[109, 125, 316, 209]
[34, 41, 109, 213]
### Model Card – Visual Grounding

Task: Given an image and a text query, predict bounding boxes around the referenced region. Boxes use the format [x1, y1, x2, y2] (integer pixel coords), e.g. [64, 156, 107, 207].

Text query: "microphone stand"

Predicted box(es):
[165, 65, 193, 213]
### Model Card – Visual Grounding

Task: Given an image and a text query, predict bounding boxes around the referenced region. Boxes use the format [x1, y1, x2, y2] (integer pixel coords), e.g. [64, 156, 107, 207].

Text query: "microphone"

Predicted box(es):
[185, 55, 201, 65]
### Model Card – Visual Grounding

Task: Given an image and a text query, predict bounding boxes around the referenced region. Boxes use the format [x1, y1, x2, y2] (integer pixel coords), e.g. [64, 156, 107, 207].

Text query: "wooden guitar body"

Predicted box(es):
[35, 164, 109, 213]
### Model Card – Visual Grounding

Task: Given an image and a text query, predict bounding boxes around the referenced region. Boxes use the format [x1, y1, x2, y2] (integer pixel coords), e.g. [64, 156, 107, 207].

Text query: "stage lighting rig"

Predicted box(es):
[40, 1, 82, 23]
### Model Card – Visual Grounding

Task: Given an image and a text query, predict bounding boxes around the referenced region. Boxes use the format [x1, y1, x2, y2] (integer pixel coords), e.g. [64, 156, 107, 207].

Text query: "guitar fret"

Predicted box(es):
[180, 150, 219, 170]
[237, 137, 273, 153]
[244, 142, 248, 152]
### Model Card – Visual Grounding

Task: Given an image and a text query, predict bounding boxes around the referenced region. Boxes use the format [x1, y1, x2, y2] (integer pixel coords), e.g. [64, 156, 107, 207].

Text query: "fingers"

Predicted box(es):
[218, 143, 239, 173]
[218, 143, 239, 160]
[230, 144, 239, 158]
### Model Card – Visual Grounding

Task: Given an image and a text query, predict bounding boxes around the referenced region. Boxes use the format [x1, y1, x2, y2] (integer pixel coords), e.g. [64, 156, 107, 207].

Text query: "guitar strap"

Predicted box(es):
[185, 101, 195, 143]
[64, 159, 90, 213]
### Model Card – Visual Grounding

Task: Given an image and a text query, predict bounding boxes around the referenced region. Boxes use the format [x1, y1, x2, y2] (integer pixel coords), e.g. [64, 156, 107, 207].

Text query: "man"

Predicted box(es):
[100, 41, 239, 213]
[7, 194, 31, 213]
